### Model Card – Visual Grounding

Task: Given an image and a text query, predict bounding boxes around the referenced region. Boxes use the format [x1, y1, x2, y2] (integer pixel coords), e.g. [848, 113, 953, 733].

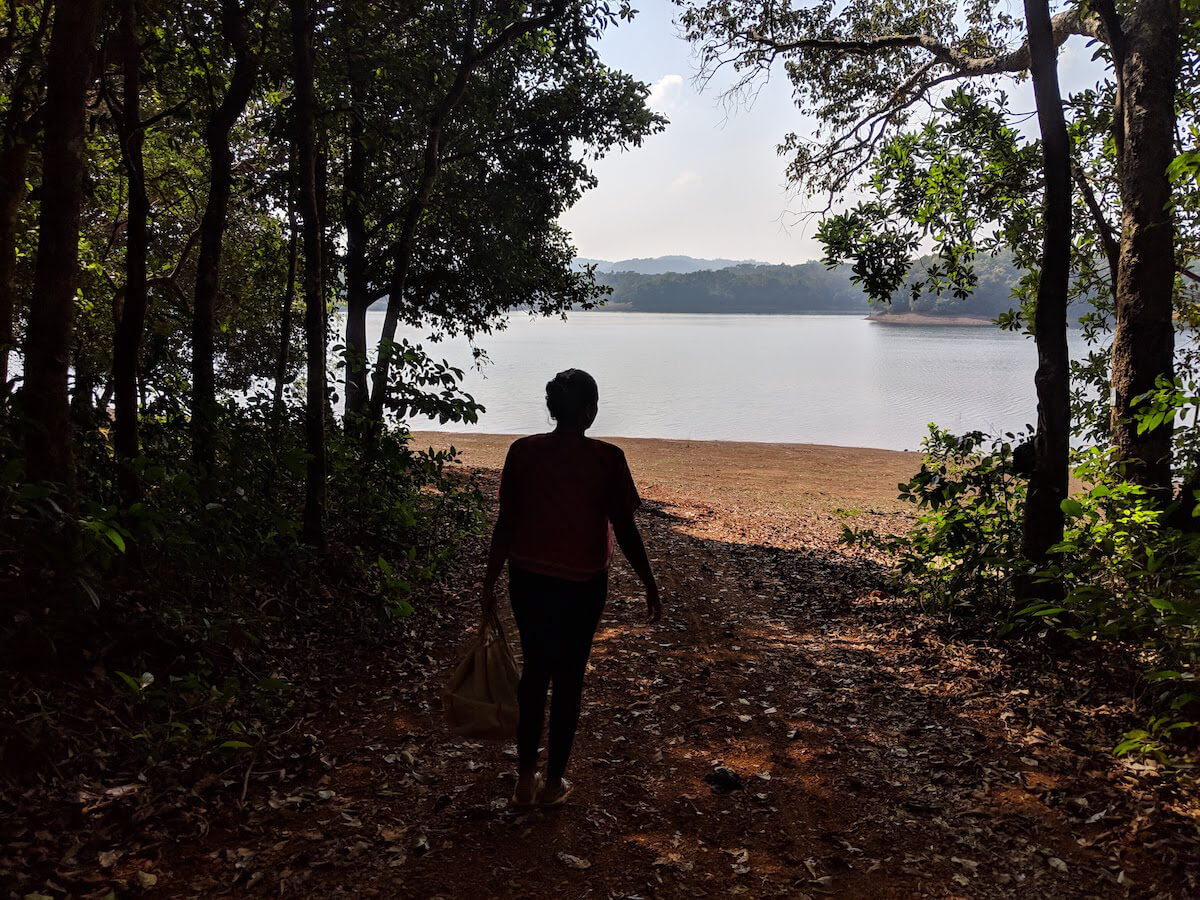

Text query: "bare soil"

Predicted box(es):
[6, 435, 1197, 898]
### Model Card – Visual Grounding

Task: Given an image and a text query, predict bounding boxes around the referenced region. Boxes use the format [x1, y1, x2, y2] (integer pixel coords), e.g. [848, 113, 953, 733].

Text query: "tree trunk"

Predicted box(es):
[1109, 0, 1180, 497]
[71, 348, 97, 430]
[343, 69, 369, 422]
[273, 208, 298, 414]
[291, 0, 326, 543]
[113, 0, 149, 506]
[0, 4, 47, 396]
[1018, 0, 1072, 583]
[23, 0, 101, 489]
[316, 126, 335, 427]
[190, 0, 257, 495]
[0, 115, 31, 395]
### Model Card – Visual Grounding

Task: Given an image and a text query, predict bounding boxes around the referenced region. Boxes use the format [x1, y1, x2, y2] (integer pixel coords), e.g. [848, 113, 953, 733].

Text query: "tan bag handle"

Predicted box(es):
[480, 609, 506, 643]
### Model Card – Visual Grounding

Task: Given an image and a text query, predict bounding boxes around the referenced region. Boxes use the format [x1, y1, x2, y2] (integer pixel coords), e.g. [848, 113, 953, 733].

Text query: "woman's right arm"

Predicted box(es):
[612, 514, 661, 623]
[480, 447, 517, 622]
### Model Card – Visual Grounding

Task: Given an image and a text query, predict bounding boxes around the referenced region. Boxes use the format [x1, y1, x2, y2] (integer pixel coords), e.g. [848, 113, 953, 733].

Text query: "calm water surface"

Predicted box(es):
[370, 311, 1080, 451]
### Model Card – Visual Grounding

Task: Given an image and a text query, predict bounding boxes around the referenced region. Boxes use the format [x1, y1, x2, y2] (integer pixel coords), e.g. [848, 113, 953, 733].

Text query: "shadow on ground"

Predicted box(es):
[8, 486, 1199, 898]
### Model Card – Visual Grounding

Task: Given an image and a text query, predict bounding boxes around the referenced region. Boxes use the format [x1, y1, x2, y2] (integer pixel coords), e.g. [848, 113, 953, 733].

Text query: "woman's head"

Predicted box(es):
[546, 368, 599, 432]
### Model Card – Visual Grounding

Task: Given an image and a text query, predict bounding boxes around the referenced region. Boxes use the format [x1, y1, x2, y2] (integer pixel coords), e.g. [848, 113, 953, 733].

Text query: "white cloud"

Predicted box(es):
[669, 171, 702, 192]
[647, 73, 684, 111]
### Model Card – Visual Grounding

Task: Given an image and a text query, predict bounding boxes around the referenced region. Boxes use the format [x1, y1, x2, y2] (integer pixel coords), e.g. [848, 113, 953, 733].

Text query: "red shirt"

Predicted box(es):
[501, 433, 641, 580]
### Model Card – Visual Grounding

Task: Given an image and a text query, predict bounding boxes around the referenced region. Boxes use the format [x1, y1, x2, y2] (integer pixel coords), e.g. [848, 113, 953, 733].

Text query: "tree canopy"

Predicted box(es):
[0, 0, 661, 541]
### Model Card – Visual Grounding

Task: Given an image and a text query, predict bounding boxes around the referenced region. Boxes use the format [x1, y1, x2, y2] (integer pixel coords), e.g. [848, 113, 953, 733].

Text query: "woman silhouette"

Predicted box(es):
[480, 368, 661, 807]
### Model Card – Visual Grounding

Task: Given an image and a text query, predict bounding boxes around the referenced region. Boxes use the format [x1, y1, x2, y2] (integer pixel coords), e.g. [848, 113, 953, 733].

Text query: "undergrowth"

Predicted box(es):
[0, 393, 483, 779]
[844, 424, 1199, 769]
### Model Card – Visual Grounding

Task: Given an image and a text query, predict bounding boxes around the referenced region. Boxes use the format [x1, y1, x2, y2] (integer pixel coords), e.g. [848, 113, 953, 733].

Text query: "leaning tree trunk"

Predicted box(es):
[1109, 0, 1180, 498]
[291, 0, 326, 543]
[113, 0, 149, 506]
[190, 0, 257, 497]
[367, 136, 443, 423]
[1018, 0, 1073, 584]
[365, 6, 553, 422]
[23, 0, 101, 490]
[363, 2, 563, 421]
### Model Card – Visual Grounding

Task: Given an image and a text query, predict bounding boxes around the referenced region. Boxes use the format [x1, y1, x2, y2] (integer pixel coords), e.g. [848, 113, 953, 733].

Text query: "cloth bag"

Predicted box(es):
[444, 615, 520, 739]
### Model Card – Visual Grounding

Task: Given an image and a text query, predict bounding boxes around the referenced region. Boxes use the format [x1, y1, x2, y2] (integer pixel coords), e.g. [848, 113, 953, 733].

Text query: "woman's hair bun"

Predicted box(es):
[546, 369, 598, 423]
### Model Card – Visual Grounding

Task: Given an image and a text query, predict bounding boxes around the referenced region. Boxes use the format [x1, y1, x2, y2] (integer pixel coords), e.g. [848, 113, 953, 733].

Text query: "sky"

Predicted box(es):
[559, 0, 1107, 266]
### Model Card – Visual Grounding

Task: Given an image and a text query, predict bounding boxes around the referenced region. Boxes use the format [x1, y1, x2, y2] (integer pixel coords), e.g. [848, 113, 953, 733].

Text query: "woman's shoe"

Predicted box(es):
[538, 777, 573, 807]
[511, 773, 542, 808]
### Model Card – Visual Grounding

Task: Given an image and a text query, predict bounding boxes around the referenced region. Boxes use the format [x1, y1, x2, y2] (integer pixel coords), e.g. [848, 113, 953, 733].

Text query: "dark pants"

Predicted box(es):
[509, 566, 607, 780]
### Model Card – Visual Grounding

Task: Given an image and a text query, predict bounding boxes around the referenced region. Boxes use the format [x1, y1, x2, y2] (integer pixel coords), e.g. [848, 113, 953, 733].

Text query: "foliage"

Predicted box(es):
[816, 90, 1043, 316]
[1, 378, 483, 765]
[1040, 447, 1199, 761]
[681, 0, 1200, 468]
[843, 426, 1027, 616]
[681, 0, 1200, 766]
[0, 0, 661, 783]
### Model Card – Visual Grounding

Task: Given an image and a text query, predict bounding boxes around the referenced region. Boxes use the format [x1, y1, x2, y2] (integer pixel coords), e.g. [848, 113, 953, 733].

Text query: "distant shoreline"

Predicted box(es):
[591, 305, 866, 315]
[364, 303, 997, 323]
[866, 312, 994, 327]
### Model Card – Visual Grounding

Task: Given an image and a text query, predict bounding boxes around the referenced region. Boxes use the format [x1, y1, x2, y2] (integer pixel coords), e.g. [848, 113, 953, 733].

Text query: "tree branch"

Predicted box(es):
[1072, 164, 1120, 299]
[140, 97, 192, 131]
[746, 8, 1102, 76]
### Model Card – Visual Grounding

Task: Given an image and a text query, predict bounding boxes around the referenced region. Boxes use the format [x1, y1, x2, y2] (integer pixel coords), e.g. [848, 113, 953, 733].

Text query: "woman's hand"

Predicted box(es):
[479, 580, 498, 631]
[645, 582, 662, 624]
[612, 513, 661, 624]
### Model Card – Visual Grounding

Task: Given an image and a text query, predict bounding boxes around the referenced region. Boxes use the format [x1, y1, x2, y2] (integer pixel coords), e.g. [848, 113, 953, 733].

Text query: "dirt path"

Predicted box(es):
[115, 437, 1197, 896]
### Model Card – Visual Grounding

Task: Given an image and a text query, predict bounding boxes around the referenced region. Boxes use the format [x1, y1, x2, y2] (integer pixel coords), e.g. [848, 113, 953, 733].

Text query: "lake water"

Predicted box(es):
[370, 311, 1082, 451]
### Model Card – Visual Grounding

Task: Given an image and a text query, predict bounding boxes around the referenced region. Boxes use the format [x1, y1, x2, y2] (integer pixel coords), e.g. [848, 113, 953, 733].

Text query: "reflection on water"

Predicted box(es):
[372, 311, 1088, 452]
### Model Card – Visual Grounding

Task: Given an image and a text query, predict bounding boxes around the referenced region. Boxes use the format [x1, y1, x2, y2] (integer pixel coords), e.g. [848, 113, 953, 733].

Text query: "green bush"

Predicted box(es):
[843, 425, 1027, 617]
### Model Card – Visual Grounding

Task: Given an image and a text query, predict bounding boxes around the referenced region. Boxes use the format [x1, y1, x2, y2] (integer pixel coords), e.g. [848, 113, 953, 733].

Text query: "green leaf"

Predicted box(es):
[1113, 737, 1143, 757]
[116, 670, 141, 693]
[103, 527, 126, 553]
[78, 576, 101, 609]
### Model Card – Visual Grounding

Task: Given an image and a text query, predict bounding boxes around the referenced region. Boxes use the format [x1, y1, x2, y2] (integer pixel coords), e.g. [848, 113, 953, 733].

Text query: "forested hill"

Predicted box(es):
[591, 254, 1024, 317]
[595, 262, 870, 313]
[576, 254, 767, 274]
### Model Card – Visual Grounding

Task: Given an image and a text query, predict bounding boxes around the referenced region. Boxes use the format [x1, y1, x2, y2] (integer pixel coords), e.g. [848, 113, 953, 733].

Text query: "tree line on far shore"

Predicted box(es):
[590, 252, 1026, 318]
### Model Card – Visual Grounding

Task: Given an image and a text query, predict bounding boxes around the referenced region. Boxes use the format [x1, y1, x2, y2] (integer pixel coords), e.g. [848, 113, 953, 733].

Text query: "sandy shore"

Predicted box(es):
[866, 311, 994, 326]
[409, 431, 921, 518]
